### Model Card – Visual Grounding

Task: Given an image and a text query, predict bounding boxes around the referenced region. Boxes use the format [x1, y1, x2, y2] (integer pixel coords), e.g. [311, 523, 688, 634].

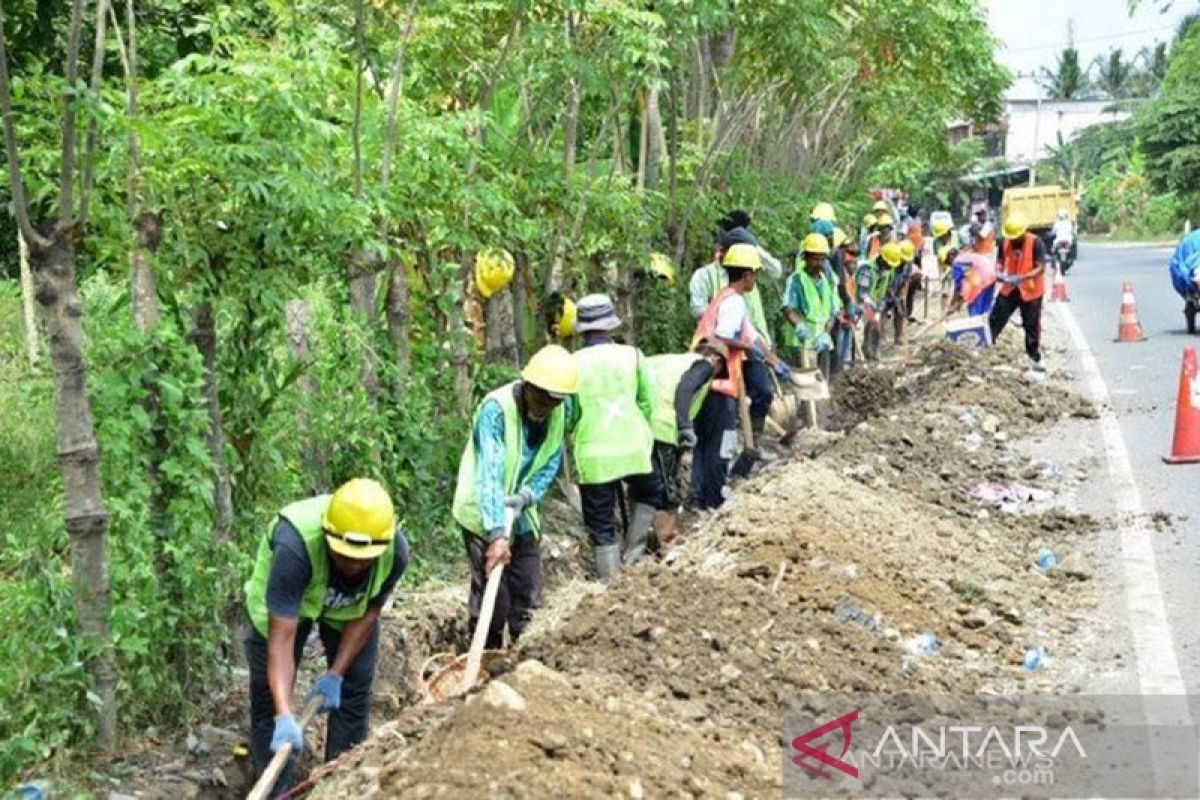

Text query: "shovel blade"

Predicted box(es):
[789, 369, 830, 401]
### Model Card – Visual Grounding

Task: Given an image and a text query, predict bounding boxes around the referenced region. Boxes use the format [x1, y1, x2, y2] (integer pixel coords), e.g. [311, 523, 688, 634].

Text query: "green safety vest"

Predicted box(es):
[704, 263, 772, 347]
[646, 353, 709, 444]
[571, 343, 654, 484]
[451, 382, 565, 538]
[244, 496, 397, 638]
[797, 268, 838, 348]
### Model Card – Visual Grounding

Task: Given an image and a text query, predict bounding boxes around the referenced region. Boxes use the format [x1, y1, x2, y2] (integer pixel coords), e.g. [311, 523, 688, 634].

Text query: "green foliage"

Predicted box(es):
[1040, 47, 1090, 100]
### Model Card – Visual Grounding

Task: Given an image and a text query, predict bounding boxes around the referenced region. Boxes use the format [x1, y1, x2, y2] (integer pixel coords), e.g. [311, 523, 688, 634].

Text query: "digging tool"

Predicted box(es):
[557, 447, 583, 515]
[730, 367, 759, 478]
[797, 349, 818, 430]
[458, 507, 517, 694]
[246, 693, 324, 800]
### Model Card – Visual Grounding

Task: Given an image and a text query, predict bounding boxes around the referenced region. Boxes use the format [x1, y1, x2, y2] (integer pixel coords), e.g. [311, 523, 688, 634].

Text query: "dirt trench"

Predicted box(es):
[300, 339, 1101, 799]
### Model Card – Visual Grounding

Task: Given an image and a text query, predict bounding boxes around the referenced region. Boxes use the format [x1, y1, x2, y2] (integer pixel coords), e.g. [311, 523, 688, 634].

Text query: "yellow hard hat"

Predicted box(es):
[801, 232, 831, 256]
[553, 297, 576, 339]
[862, 213, 877, 228]
[649, 252, 676, 286]
[898, 240, 916, 261]
[881, 241, 904, 268]
[322, 478, 396, 560]
[474, 248, 515, 298]
[832, 227, 848, 249]
[1002, 214, 1028, 240]
[721, 242, 762, 270]
[875, 212, 894, 228]
[872, 199, 890, 214]
[810, 202, 836, 222]
[931, 219, 952, 237]
[522, 344, 579, 397]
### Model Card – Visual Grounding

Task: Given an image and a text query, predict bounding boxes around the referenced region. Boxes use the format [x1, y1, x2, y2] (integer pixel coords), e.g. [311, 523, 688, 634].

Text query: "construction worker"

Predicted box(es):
[243, 478, 407, 795]
[451, 344, 577, 649]
[900, 239, 923, 324]
[694, 243, 792, 452]
[833, 234, 863, 370]
[689, 212, 782, 327]
[856, 241, 903, 358]
[884, 241, 912, 344]
[569, 294, 659, 581]
[811, 201, 837, 225]
[645, 338, 730, 548]
[989, 213, 1050, 368]
[783, 233, 842, 379]
[866, 212, 896, 261]
[1169, 228, 1200, 333]
[946, 249, 998, 318]
[972, 205, 997, 256]
[931, 217, 960, 307]
[858, 213, 877, 256]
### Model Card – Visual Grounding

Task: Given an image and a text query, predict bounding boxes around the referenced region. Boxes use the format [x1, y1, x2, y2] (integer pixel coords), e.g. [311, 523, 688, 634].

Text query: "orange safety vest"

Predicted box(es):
[977, 226, 996, 256]
[999, 233, 1044, 301]
[907, 221, 924, 253]
[693, 286, 748, 398]
[867, 233, 882, 260]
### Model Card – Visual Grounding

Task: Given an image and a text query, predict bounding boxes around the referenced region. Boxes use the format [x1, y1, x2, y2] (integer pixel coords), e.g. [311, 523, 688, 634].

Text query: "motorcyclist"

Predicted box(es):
[1169, 229, 1200, 334]
[1051, 209, 1077, 271]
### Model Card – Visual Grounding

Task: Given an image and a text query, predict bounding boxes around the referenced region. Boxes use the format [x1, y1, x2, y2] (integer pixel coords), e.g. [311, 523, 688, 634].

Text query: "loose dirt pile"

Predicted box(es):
[306, 339, 1101, 799]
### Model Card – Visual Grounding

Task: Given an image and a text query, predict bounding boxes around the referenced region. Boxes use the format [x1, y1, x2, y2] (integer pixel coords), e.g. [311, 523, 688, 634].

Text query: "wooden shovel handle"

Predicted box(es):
[246, 692, 324, 800]
[459, 506, 517, 693]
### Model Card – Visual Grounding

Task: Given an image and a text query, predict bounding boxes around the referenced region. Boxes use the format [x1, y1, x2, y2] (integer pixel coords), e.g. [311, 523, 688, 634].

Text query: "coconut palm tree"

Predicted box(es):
[1039, 47, 1090, 99]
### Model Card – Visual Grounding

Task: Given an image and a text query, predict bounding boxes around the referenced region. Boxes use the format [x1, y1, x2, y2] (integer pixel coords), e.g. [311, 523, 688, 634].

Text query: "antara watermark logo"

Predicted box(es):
[791, 709, 1087, 787]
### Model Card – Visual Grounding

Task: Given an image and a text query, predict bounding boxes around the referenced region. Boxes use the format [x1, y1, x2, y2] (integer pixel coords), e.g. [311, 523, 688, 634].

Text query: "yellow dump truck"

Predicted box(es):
[1000, 185, 1078, 231]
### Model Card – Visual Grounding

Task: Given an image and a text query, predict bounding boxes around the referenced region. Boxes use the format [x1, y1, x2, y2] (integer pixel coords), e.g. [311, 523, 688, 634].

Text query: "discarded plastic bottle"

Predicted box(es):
[1037, 549, 1060, 572]
[1024, 646, 1046, 671]
[906, 632, 939, 657]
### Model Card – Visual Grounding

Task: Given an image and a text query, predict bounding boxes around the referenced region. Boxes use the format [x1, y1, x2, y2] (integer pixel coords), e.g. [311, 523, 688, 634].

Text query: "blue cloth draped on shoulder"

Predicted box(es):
[1169, 230, 1200, 299]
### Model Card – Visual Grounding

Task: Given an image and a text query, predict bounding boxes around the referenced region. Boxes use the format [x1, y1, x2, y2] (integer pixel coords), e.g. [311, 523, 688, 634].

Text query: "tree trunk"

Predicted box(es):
[484, 286, 519, 368]
[18, 231, 40, 369]
[131, 211, 160, 332]
[384, 258, 411, 389]
[30, 229, 116, 749]
[451, 252, 474, 418]
[347, 256, 380, 404]
[636, 88, 649, 192]
[284, 299, 329, 494]
[645, 85, 664, 191]
[190, 300, 234, 543]
[511, 251, 528, 363]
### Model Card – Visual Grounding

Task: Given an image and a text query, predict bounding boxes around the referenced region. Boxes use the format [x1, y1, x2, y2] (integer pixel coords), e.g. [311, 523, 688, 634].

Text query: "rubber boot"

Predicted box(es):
[593, 543, 621, 583]
[622, 503, 655, 565]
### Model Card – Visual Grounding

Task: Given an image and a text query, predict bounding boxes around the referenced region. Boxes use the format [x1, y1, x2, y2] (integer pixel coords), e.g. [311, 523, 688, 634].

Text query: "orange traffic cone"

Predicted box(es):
[1114, 281, 1146, 342]
[1164, 346, 1200, 464]
[1049, 265, 1070, 302]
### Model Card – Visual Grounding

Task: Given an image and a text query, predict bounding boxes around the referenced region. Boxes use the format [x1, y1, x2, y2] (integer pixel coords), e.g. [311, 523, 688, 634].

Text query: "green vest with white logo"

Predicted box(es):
[244, 496, 396, 638]
[571, 343, 653, 484]
[451, 382, 565, 538]
[646, 353, 709, 444]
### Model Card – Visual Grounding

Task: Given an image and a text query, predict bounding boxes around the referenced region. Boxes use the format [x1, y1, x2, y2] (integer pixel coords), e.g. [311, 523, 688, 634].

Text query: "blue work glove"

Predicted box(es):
[677, 427, 698, 449]
[847, 303, 862, 322]
[774, 361, 793, 381]
[271, 713, 304, 754]
[308, 672, 343, 714]
[503, 487, 534, 513]
[816, 332, 834, 354]
[794, 322, 812, 342]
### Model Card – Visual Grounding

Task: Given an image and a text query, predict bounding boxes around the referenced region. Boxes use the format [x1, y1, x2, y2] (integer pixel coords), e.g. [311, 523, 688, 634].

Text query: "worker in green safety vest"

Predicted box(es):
[644, 337, 729, 556]
[688, 214, 781, 342]
[569, 293, 658, 582]
[451, 344, 578, 649]
[783, 233, 843, 379]
[243, 478, 407, 795]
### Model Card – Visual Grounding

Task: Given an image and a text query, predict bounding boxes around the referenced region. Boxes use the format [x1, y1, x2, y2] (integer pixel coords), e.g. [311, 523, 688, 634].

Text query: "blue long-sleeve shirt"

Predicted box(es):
[472, 389, 563, 539]
[1169, 230, 1200, 298]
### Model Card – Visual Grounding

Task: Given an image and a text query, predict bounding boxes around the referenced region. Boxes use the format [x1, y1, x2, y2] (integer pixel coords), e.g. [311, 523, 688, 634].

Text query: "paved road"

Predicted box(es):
[1056, 241, 1200, 691]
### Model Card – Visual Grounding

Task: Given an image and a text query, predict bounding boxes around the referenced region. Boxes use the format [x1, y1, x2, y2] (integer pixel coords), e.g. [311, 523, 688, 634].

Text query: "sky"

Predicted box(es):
[985, 0, 1199, 97]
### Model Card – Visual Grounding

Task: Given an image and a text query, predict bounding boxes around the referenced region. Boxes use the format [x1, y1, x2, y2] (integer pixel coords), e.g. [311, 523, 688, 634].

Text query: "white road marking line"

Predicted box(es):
[1052, 302, 1187, 697]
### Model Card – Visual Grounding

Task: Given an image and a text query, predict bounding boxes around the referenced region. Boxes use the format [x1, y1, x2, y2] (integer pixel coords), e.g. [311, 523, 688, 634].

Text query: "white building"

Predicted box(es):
[1002, 98, 1134, 164]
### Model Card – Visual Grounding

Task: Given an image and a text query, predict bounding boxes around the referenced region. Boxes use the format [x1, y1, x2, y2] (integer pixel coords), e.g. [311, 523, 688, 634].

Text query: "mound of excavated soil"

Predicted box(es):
[308, 339, 1100, 799]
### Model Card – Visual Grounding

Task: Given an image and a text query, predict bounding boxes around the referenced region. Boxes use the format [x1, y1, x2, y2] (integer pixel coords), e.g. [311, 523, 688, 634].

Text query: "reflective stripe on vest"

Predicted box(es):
[571, 344, 654, 484]
[244, 495, 396, 638]
[693, 285, 747, 398]
[1000, 233, 1044, 300]
[647, 353, 708, 444]
[451, 382, 565, 538]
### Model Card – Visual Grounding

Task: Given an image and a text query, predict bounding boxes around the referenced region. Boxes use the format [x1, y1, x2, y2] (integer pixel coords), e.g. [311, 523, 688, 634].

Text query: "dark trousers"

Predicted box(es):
[461, 529, 543, 649]
[743, 357, 774, 420]
[245, 618, 379, 796]
[988, 292, 1043, 362]
[580, 470, 663, 547]
[691, 391, 734, 510]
